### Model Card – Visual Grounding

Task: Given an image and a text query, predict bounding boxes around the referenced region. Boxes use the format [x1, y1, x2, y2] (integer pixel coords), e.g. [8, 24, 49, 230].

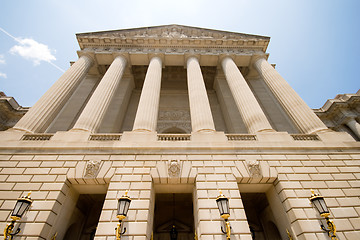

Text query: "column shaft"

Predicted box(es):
[187, 57, 216, 132]
[222, 57, 274, 133]
[13, 55, 93, 133]
[345, 118, 360, 139]
[254, 58, 328, 134]
[132, 56, 162, 132]
[72, 55, 127, 132]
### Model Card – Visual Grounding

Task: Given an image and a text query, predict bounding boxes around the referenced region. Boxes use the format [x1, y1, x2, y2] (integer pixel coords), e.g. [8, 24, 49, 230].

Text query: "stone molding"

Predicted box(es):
[150, 160, 197, 184]
[77, 25, 270, 52]
[84, 47, 262, 57]
[67, 160, 114, 184]
[232, 159, 277, 184]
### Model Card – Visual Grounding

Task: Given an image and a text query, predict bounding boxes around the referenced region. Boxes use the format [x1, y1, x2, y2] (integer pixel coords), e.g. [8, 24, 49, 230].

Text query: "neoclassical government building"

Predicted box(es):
[0, 25, 359, 240]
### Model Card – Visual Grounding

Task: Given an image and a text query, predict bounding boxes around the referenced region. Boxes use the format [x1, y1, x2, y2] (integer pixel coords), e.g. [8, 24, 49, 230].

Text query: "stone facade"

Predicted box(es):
[0, 25, 359, 240]
[315, 90, 360, 141]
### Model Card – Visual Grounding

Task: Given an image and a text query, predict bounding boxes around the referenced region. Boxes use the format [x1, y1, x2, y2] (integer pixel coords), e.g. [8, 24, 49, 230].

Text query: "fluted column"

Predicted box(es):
[221, 57, 274, 133]
[132, 56, 162, 132]
[345, 118, 360, 139]
[72, 55, 127, 132]
[187, 56, 215, 132]
[254, 57, 328, 134]
[13, 55, 93, 133]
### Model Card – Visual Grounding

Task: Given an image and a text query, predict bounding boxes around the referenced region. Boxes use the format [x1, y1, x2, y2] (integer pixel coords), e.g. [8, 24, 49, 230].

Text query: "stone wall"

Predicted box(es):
[1, 151, 359, 239]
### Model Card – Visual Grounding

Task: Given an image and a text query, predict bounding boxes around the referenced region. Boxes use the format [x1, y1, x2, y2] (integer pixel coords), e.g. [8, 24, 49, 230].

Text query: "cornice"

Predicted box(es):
[76, 24, 270, 40]
[315, 94, 360, 114]
[76, 25, 270, 52]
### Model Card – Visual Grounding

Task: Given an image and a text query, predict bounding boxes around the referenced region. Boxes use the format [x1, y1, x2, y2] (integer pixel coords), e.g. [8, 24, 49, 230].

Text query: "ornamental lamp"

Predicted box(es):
[309, 190, 329, 218]
[216, 190, 230, 220]
[216, 190, 231, 240]
[11, 192, 33, 220]
[117, 192, 131, 220]
[309, 190, 338, 240]
[116, 192, 131, 240]
[4, 192, 33, 240]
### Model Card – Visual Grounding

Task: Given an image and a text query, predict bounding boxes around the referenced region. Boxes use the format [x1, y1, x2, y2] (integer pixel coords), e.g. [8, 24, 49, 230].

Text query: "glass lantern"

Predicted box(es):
[216, 191, 230, 219]
[117, 192, 131, 221]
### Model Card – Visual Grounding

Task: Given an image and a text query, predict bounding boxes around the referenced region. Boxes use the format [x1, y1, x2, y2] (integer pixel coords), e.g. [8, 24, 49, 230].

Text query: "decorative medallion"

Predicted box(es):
[84, 160, 101, 178]
[168, 159, 180, 177]
[247, 160, 261, 178]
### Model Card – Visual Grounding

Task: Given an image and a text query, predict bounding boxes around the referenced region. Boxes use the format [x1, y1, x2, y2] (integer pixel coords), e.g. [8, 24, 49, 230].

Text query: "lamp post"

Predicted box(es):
[216, 190, 231, 240]
[116, 192, 131, 240]
[3, 192, 33, 240]
[309, 190, 338, 240]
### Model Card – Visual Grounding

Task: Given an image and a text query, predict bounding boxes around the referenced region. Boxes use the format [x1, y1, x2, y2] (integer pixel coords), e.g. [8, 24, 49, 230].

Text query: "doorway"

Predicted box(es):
[153, 193, 194, 240]
[241, 193, 282, 240]
[63, 194, 106, 240]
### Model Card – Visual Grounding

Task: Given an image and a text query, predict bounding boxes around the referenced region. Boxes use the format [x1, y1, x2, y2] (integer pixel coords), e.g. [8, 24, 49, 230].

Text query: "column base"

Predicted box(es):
[0, 130, 26, 141]
[51, 131, 91, 142]
[190, 131, 227, 142]
[256, 132, 293, 142]
[121, 131, 158, 142]
[317, 131, 356, 142]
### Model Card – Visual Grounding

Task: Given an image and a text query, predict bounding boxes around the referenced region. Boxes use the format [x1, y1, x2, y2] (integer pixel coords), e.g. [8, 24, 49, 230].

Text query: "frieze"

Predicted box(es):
[84, 47, 260, 56]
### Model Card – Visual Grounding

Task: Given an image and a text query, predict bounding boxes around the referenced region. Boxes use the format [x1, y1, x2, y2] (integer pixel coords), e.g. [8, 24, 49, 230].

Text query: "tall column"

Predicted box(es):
[254, 57, 328, 134]
[13, 54, 93, 133]
[132, 56, 162, 132]
[72, 55, 127, 133]
[187, 56, 216, 132]
[345, 118, 360, 139]
[221, 57, 274, 133]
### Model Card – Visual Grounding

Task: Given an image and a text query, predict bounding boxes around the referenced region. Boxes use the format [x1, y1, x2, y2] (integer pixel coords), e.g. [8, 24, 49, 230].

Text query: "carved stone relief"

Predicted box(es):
[247, 160, 261, 178]
[84, 160, 101, 178]
[168, 159, 180, 177]
[83, 46, 261, 56]
[157, 110, 191, 133]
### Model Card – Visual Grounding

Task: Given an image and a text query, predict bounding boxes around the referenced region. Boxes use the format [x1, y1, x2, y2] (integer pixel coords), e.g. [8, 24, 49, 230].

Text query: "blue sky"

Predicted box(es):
[0, 0, 359, 108]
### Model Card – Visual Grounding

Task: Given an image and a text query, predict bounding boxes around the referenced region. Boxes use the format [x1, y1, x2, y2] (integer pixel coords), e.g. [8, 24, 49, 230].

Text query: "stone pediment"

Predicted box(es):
[76, 24, 270, 51]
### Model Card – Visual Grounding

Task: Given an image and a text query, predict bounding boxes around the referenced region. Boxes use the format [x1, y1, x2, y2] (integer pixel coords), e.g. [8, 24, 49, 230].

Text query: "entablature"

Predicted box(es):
[77, 49, 267, 76]
[76, 24, 270, 52]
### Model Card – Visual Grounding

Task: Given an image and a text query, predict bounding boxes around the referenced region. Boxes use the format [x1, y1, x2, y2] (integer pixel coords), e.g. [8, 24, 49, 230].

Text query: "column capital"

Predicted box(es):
[218, 54, 235, 65]
[113, 53, 129, 63]
[184, 54, 200, 67]
[250, 54, 269, 67]
[77, 51, 96, 65]
[341, 116, 356, 125]
[148, 53, 164, 61]
[148, 53, 164, 68]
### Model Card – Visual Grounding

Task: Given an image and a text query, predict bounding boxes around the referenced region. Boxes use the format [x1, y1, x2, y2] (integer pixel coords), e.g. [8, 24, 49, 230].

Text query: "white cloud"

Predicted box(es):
[10, 38, 56, 65]
[0, 72, 7, 79]
[0, 55, 5, 64]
